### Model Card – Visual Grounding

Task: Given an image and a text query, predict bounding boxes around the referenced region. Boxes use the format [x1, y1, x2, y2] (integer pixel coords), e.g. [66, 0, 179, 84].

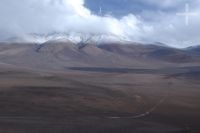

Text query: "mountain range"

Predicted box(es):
[0, 35, 200, 71]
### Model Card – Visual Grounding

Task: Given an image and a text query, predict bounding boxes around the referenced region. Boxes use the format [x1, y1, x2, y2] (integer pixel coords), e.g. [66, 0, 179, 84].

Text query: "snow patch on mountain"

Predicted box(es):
[5, 32, 131, 45]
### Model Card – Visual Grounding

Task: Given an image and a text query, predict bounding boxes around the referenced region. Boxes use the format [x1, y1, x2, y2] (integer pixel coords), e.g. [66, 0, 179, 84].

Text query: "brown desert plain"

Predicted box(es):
[0, 42, 199, 133]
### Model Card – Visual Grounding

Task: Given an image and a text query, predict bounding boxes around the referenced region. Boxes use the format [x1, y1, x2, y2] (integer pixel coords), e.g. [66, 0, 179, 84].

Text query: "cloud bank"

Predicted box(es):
[0, 0, 200, 47]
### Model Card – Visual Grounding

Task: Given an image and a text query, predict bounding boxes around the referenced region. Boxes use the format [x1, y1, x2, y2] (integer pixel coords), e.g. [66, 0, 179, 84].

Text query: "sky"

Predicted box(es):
[0, 0, 200, 47]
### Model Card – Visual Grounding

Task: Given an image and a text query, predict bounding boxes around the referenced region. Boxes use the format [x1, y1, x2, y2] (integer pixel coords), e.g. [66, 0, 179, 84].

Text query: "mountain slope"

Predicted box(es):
[98, 43, 199, 63]
[0, 42, 152, 70]
[0, 41, 200, 71]
[186, 45, 200, 55]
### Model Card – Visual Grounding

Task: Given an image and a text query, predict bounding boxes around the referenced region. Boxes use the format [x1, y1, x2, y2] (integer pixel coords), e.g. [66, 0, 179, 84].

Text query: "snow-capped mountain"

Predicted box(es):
[6, 32, 131, 45]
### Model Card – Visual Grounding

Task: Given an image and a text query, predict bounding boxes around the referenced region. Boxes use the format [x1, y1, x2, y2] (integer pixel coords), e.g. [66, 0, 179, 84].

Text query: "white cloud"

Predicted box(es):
[0, 0, 200, 48]
[139, 1, 200, 48]
[0, 0, 140, 40]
